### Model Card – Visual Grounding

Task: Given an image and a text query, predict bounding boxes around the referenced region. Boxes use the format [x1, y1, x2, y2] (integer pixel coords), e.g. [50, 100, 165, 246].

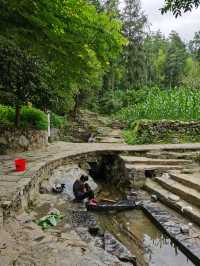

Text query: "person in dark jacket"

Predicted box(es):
[73, 175, 94, 201]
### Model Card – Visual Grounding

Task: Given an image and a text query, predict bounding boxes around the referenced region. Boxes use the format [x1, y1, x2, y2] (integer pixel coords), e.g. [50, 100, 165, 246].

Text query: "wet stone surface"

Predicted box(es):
[143, 201, 200, 265]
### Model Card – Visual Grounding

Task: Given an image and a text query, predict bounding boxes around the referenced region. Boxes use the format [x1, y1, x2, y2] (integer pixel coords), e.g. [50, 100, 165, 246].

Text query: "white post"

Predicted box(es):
[47, 111, 51, 139]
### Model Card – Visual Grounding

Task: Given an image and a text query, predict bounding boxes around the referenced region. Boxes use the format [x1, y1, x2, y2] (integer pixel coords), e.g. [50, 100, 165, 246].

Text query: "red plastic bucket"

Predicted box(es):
[15, 159, 27, 172]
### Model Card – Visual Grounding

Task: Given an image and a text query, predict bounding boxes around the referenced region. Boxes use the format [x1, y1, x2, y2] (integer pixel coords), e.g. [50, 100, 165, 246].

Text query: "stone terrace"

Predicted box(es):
[1, 141, 200, 225]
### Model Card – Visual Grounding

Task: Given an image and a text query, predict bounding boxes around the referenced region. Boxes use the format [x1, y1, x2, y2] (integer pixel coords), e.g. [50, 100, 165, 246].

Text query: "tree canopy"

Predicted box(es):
[162, 0, 200, 17]
[0, 0, 126, 121]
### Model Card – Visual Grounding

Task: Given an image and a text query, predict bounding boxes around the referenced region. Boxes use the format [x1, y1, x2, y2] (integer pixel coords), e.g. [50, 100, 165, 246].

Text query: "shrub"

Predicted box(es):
[0, 105, 48, 130]
[20, 107, 48, 130]
[50, 112, 65, 129]
[0, 104, 15, 126]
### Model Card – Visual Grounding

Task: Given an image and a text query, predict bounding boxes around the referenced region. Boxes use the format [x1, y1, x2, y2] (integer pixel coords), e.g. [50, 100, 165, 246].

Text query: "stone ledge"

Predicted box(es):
[143, 202, 200, 265]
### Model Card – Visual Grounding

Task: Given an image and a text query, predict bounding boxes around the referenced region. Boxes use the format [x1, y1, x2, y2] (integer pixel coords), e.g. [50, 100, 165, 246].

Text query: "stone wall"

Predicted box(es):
[50, 128, 62, 141]
[132, 120, 200, 144]
[0, 127, 48, 154]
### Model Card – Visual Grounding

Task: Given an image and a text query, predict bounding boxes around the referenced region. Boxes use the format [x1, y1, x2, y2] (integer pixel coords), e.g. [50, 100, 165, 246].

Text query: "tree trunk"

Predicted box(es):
[15, 105, 21, 128]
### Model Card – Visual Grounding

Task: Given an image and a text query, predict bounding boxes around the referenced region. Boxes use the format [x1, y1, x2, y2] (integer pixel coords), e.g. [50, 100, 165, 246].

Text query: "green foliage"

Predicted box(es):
[0, 105, 48, 130]
[116, 87, 200, 125]
[182, 58, 200, 89]
[0, 36, 48, 106]
[50, 113, 65, 129]
[162, 0, 200, 17]
[189, 31, 200, 62]
[20, 107, 48, 130]
[122, 0, 147, 88]
[164, 31, 187, 88]
[0, 105, 15, 126]
[0, 0, 126, 119]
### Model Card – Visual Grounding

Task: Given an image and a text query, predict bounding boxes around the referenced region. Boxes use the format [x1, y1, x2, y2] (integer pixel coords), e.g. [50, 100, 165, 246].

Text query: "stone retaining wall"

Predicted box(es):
[0, 127, 48, 154]
[132, 120, 200, 144]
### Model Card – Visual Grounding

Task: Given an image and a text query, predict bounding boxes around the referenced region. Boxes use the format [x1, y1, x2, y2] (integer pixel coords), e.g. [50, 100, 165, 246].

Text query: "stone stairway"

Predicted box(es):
[117, 152, 200, 226]
[146, 150, 200, 160]
[145, 168, 200, 226]
[118, 154, 193, 188]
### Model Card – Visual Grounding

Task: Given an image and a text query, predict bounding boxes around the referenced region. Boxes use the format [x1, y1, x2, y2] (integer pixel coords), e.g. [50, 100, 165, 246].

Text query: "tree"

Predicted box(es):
[189, 31, 200, 62]
[0, 0, 125, 117]
[164, 31, 187, 88]
[0, 36, 50, 126]
[122, 0, 147, 89]
[144, 31, 167, 86]
[182, 57, 200, 89]
[162, 0, 200, 17]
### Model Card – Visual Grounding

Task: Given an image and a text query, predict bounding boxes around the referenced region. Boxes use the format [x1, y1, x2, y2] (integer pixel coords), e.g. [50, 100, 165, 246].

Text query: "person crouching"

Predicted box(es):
[73, 175, 94, 202]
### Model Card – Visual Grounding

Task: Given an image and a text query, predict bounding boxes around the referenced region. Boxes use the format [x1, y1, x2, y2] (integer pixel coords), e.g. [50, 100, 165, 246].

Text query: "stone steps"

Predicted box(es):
[145, 151, 200, 160]
[120, 155, 192, 166]
[155, 175, 200, 208]
[125, 163, 184, 171]
[169, 171, 200, 192]
[145, 178, 200, 226]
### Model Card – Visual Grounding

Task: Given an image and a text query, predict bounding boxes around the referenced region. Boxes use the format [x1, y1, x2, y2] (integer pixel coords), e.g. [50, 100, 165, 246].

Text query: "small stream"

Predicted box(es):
[97, 210, 194, 266]
[95, 183, 195, 266]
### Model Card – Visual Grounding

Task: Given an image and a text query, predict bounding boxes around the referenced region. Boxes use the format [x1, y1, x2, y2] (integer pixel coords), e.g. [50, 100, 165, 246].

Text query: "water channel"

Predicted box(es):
[95, 184, 195, 266]
[37, 164, 196, 266]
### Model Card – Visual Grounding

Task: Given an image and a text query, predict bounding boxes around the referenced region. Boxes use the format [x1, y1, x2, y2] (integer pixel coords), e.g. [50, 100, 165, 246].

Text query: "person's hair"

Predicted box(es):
[80, 175, 89, 182]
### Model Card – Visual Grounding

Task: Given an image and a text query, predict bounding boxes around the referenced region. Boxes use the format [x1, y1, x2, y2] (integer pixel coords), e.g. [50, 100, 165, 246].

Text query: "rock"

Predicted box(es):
[180, 225, 190, 234]
[0, 209, 3, 230]
[40, 180, 51, 194]
[104, 232, 136, 265]
[1, 201, 12, 208]
[162, 173, 170, 179]
[88, 226, 100, 236]
[16, 212, 32, 224]
[151, 194, 158, 202]
[19, 135, 29, 148]
[168, 195, 180, 202]
[181, 206, 193, 213]
[94, 237, 104, 248]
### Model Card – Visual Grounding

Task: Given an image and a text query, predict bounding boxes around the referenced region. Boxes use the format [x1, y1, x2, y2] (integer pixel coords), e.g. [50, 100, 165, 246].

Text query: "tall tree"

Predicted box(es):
[144, 31, 167, 86]
[122, 0, 147, 89]
[189, 31, 200, 62]
[164, 31, 187, 88]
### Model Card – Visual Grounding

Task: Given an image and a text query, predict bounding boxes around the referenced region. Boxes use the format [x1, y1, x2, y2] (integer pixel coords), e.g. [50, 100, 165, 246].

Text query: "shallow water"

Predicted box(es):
[98, 210, 195, 266]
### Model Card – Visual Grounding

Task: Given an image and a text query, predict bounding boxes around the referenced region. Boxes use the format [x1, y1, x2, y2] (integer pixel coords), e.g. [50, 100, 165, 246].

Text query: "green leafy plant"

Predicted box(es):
[0, 105, 15, 126]
[50, 112, 65, 129]
[0, 105, 48, 130]
[116, 87, 200, 124]
[20, 107, 48, 130]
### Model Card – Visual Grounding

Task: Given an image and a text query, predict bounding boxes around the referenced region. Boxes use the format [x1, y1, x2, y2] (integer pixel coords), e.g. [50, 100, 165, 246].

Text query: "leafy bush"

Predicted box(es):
[20, 107, 48, 130]
[0, 105, 48, 130]
[0, 104, 15, 126]
[50, 112, 65, 128]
